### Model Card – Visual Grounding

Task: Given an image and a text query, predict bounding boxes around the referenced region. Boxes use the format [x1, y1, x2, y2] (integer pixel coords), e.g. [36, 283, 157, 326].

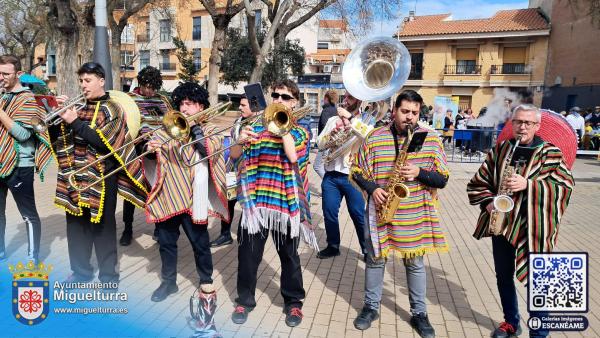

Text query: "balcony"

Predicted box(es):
[444, 64, 482, 75]
[159, 63, 176, 71]
[489, 64, 533, 87]
[490, 64, 530, 75]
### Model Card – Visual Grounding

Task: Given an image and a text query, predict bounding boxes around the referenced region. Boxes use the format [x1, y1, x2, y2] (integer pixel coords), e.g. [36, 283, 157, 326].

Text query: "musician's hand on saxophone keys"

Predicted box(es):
[399, 164, 420, 181]
[486, 202, 494, 214]
[372, 188, 388, 207]
[504, 174, 527, 192]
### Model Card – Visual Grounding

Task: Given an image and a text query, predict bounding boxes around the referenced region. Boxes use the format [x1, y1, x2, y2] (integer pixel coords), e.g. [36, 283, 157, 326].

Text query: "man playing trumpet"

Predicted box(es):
[0, 54, 52, 264]
[50, 62, 147, 284]
[144, 82, 228, 304]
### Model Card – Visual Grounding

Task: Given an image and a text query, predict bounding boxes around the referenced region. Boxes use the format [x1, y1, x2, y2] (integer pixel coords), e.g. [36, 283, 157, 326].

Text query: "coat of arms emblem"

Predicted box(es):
[9, 261, 52, 325]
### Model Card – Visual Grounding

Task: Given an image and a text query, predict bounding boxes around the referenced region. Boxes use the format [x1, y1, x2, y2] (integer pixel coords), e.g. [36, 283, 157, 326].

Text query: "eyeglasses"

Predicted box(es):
[271, 92, 294, 101]
[511, 119, 538, 128]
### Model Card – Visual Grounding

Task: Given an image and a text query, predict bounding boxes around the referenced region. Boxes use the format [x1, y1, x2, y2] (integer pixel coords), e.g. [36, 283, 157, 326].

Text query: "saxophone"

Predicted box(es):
[377, 126, 414, 224]
[488, 135, 522, 235]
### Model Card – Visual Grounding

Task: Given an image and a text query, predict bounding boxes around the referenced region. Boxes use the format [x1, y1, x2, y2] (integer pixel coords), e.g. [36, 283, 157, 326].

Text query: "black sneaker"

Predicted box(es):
[231, 305, 252, 324]
[150, 282, 178, 302]
[285, 307, 303, 327]
[492, 322, 522, 338]
[410, 312, 435, 338]
[316, 246, 340, 259]
[353, 306, 379, 330]
[210, 234, 233, 248]
[119, 230, 132, 246]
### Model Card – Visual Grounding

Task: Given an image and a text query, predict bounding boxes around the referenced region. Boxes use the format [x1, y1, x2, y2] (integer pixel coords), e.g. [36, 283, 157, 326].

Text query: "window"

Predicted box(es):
[47, 55, 56, 75]
[159, 19, 172, 42]
[193, 48, 201, 71]
[121, 24, 134, 44]
[409, 52, 423, 80]
[193, 17, 201, 40]
[456, 60, 477, 74]
[254, 10, 262, 30]
[139, 50, 150, 69]
[305, 93, 318, 112]
[160, 50, 174, 71]
[120, 50, 135, 70]
[145, 21, 150, 40]
[501, 47, 527, 74]
[317, 41, 328, 49]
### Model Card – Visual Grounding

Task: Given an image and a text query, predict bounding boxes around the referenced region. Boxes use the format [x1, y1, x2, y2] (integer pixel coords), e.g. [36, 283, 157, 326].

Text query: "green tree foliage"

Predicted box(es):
[220, 27, 305, 89]
[173, 37, 199, 83]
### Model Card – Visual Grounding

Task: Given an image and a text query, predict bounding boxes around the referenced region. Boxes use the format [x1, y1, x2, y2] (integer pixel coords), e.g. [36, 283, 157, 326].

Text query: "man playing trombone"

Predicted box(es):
[144, 82, 228, 303]
[49, 62, 147, 284]
[230, 80, 314, 328]
[119, 66, 170, 246]
[0, 55, 52, 264]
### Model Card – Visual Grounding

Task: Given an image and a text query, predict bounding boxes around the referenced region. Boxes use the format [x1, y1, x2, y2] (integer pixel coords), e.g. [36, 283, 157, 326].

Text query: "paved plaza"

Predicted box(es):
[1, 153, 599, 338]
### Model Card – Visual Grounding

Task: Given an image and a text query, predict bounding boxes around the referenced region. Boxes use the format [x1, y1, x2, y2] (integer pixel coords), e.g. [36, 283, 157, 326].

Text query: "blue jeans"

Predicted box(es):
[321, 171, 366, 253]
[364, 255, 427, 314]
[492, 236, 548, 338]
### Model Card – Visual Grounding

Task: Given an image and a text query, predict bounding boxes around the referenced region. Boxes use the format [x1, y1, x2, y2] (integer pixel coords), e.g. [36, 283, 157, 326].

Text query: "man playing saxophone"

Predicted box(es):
[466, 104, 574, 338]
[351, 90, 449, 338]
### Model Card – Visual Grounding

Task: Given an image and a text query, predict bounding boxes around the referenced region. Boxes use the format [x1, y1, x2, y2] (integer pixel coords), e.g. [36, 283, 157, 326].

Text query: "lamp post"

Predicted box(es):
[94, 0, 113, 89]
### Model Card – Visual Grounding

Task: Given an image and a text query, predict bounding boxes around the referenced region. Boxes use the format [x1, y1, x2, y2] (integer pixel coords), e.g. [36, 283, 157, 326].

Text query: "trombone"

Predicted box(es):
[186, 104, 313, 165]
[67, 101, 231, 191]
[31, 94, 87, 133]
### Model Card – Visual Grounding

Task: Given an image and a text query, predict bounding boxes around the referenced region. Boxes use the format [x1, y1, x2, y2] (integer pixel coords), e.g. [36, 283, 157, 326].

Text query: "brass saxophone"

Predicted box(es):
[377, 126, 414, 224]
[488, 135, 522, 235]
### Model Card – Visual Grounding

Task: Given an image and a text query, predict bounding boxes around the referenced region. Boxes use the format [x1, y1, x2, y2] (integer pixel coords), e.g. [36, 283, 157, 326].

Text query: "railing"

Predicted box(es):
[491, 64, 530, 75]
[136, 34, 149, 43]
[159, 63, 176, 71]
[444, 64, 482, 75]
[435, 127, 501, 163]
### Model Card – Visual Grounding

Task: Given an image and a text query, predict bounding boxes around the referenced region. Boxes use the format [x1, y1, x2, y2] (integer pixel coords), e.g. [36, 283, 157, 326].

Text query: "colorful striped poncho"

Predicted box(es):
[128, 92, 170, 135]
[144, 124, 228, 225]
[467, 138, 574, 283]
[351, 125, 450, 258]
[49, 95, 148, 223]
[0, 90, 52, 179]
[236, 124, 316, 248]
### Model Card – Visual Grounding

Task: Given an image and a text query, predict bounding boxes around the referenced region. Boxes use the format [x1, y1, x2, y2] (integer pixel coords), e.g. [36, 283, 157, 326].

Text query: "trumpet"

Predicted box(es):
[31, 94, 86, 133]
[187, 105, 313, 166]
[67, 101, 231, 191]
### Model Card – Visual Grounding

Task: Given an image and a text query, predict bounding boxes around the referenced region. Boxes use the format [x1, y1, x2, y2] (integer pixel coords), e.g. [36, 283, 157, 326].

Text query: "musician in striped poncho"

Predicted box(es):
[467, 104, 574, 338]
[0, 55, 52, 264]
[50, 63, 147, 284]
[119, 66, 169, 246]
[144, 83, 227, 312]
[351, 90, 449, 337]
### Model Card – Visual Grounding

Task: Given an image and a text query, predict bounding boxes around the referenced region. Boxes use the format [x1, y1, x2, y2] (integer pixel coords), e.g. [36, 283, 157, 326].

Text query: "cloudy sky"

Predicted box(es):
[364, 0, 530, 37]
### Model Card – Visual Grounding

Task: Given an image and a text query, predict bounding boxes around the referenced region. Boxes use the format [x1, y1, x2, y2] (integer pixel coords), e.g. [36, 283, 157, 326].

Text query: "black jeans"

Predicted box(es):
[122, 200, 135, 225]
[0, 167, 42, 258]
[235, 225, 305, 310]
[156, 214, 213, 284]
[219, 199, 238, 235]
[492, 236, 548, 337]
[66, 174, 119, 282]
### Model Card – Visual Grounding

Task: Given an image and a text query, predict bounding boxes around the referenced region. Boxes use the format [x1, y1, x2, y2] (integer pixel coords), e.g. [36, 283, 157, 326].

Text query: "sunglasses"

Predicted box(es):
[271, 92, 294, 101]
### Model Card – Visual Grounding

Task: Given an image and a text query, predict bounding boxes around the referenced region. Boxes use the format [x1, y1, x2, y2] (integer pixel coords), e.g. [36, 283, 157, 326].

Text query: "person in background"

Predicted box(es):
[565, 106, 585, 146]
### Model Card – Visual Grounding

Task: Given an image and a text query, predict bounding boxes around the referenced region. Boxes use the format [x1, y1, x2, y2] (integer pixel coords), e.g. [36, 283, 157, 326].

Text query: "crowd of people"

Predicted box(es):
[0, 52, 576, 338]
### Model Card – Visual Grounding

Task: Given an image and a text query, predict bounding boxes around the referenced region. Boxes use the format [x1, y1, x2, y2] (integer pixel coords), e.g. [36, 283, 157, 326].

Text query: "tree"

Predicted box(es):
[46, 0, 96, 97]
[220, 27, 305, 89]
[107, 0, 159, 90]
[0, 0, 48, 72]
[173, 37, 200, 83]
[197, 0, 246, 105]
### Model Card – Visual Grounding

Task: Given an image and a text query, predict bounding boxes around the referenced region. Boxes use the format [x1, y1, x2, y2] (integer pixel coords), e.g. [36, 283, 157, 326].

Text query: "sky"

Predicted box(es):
[363, 0, 530, 37]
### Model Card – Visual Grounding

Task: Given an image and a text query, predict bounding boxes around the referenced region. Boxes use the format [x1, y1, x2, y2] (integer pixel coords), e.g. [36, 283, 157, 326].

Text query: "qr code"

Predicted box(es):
[529, 253, 587, 312]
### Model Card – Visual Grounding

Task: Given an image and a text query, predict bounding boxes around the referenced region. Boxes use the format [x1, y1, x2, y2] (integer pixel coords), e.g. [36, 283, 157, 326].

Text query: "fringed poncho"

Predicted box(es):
[467, 138, 574, 283]
[351, 125, 450, 258]
[49, 95, 148, 223]
[0, 90, 52, 179]
[236, 124, 317, 248]
[144, 124, 228, 224]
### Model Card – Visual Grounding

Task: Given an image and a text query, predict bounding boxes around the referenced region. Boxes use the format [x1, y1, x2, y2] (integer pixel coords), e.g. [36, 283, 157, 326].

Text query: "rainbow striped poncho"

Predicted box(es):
[351, 125, 450, 258]
[467, 138, 574, 283]
[236, 124, 316, 248]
